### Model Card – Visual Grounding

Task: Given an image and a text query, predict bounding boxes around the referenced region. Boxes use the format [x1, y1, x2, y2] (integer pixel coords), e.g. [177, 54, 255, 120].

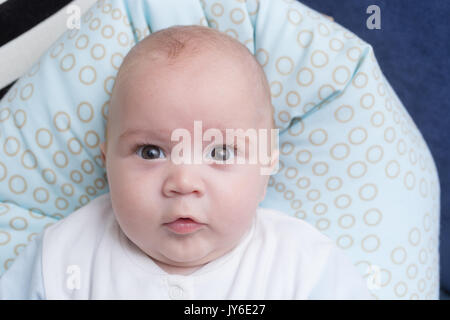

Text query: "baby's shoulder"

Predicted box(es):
[256, 207, 331, 241]
[43, 192, 114, 245]
[254, 206, 335, 254]
[250, 207, 346, 291]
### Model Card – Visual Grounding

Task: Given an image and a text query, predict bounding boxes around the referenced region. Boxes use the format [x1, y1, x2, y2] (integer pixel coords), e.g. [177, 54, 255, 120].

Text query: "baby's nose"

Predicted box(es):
[162, 164, 205, 197]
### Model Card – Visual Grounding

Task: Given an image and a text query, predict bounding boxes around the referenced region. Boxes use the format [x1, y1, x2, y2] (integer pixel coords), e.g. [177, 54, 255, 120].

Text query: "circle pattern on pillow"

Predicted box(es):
[0, 0, 440, 299]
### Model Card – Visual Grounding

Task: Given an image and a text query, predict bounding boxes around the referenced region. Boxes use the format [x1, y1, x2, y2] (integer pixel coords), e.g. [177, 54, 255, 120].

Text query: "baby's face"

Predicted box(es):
[100, 50, 276, 274]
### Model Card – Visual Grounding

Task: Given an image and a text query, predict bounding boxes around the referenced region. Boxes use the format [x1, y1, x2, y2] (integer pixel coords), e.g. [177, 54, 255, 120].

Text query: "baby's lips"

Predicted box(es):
[171, 217, 195, 223]
[164, 215, 202, 224]
[163, 217, 205, 234]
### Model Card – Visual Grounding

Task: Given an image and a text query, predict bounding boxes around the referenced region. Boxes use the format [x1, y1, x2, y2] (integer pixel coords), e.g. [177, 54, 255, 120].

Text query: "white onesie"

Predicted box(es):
[0, 192, 373, 299]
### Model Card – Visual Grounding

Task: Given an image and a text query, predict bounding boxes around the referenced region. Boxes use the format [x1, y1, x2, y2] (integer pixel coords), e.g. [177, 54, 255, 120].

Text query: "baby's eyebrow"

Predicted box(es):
[119, 127, 227, 140]
[119, 128, 173, 141]
[119, 127, 255, 146]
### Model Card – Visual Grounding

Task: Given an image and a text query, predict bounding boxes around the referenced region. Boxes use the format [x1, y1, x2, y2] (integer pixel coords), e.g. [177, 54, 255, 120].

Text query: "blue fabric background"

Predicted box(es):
[297, 0, 449, 297]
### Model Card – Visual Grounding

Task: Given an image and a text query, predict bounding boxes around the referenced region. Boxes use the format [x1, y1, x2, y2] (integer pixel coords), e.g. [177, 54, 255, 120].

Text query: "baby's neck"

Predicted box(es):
[151, 258, 204, 276]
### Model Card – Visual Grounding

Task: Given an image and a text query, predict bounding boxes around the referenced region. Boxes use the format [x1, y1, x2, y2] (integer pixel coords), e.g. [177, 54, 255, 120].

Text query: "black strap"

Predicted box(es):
[0, 0, 73, 46]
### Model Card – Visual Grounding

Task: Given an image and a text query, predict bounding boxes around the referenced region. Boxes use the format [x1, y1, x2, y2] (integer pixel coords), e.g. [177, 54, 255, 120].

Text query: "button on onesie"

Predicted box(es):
[165, 275, 194, 300]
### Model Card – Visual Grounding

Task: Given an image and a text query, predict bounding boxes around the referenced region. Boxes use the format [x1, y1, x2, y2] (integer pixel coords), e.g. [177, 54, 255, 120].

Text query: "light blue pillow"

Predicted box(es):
[0, 0, 440, 299]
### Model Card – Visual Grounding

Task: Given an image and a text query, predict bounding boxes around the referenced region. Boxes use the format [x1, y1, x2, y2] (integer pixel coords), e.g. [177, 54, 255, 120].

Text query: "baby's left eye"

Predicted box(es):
[207, 145, 236, 162]
[136, 144, 166, 160]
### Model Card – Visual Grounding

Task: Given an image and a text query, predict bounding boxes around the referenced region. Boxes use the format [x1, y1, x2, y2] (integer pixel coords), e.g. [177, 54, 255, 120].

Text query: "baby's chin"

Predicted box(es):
[150, 252, 211, 275]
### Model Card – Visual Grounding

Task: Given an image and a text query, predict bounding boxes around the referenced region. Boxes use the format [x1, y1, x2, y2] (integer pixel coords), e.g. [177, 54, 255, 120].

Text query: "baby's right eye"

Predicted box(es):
[206, 144, 236, 163]
[136, 144, 165, 160]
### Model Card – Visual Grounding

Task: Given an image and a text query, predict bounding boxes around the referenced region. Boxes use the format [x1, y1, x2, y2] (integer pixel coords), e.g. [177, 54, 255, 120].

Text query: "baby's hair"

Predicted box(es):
[105, 24, 275, 150]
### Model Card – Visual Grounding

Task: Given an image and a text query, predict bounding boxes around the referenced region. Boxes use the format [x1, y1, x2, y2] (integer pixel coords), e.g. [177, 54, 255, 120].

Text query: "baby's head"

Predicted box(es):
[100, 25, 278, 275]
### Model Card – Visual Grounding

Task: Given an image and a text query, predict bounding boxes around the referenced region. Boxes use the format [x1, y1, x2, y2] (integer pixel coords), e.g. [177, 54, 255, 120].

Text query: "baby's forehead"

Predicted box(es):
[111, 26, 272, 128]
[116, 49, 261, 105]
[121, 29, 258, 79]
[114, 74, 269, 137]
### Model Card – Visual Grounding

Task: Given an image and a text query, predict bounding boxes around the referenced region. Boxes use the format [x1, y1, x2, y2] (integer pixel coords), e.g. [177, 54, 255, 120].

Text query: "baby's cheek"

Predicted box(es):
[243, 165, 269, 194]
[116, 209, 156, 244]
[107, 167, 136, 197]
[221, 187, 259, 219]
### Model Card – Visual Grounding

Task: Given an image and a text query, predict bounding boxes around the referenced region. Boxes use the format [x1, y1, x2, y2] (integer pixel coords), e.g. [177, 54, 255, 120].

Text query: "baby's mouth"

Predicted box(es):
[163, 218, 205, 235]
[176, 217, 195, 222]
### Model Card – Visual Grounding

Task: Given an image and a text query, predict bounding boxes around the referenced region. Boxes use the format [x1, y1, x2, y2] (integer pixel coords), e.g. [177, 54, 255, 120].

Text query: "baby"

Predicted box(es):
[0, 25, 372, 299]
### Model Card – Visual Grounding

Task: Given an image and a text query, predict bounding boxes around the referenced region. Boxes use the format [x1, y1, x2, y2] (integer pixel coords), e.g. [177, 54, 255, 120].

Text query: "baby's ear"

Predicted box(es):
[259, 148, 279, 203]
[258, 147, 279, 176]
[100, 142, 106, 166]
[269, 148, 280, 174]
